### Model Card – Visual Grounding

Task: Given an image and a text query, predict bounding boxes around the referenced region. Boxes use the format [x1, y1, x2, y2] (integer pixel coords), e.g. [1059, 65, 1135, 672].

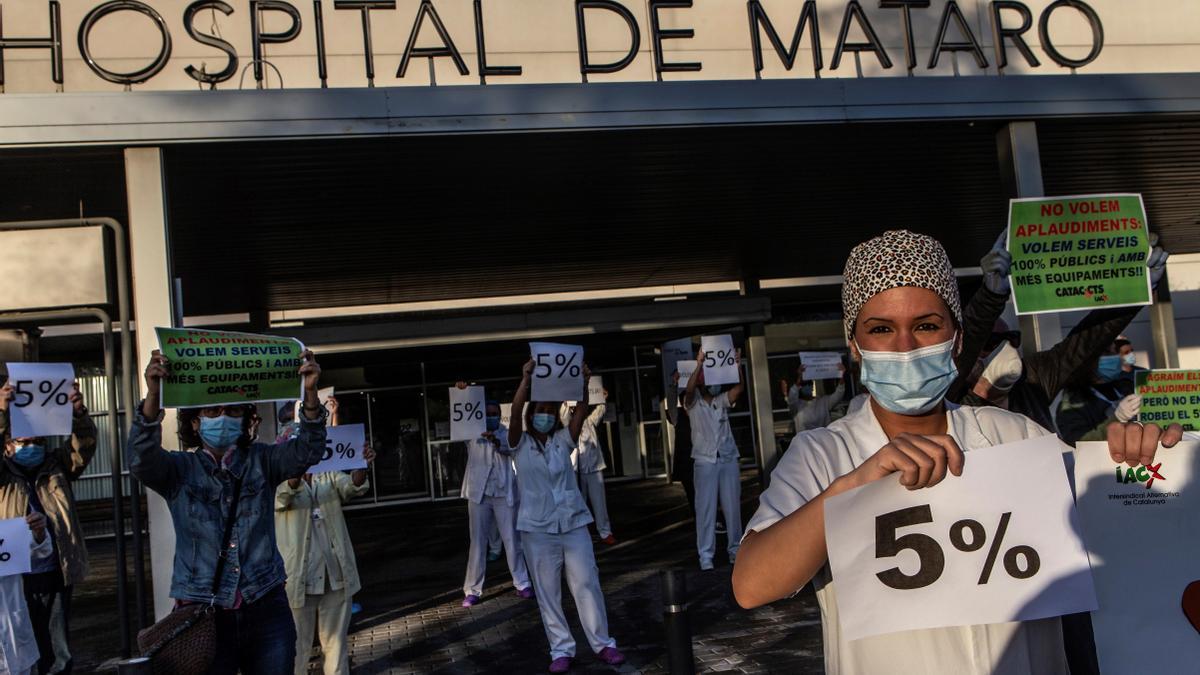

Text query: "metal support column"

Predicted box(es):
[125, 147, 179, 621]
[745, 324, 778, 483]
[0, 217, 141, 653]
[996, 121, 1062, 354]
[1150, 271, 1181, 369]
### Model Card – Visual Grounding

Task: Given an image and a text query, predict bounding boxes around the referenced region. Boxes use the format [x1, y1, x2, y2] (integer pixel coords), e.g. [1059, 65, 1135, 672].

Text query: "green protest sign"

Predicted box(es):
[1007, 194, 1152, 315]
[1135, 370, 1200, 431]
[155, 327, 305, 408]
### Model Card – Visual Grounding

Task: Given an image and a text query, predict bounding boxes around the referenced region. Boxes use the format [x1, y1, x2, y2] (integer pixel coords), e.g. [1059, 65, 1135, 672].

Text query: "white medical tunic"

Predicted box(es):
[745, 399, 1069, 675]
[687, 393, 739, 464]
[512, 428, 593, 534]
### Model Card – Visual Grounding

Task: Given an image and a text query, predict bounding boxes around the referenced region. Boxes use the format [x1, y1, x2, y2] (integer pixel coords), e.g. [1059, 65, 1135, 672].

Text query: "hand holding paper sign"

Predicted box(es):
[528, 342, 584, 402]
[0, 517, 33, 577]
[3, 363, 78, 438]
[25, 511, 46, 544]
[141, 344, 322, 420]
[1007, 194, 1154, 315]
[845, 433, 965, 492]
[1105, 417, 1183, 467]
[699, 335, 740, 386]
[824, 436, 1097, 641]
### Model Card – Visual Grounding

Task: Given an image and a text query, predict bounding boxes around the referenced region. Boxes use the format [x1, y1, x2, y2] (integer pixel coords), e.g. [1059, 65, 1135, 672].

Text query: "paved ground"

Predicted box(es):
[76, 472, 825, 673]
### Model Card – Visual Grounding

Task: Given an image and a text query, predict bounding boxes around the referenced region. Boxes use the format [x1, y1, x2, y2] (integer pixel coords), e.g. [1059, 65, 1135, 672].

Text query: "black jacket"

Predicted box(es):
[950, 286, 1141, 432]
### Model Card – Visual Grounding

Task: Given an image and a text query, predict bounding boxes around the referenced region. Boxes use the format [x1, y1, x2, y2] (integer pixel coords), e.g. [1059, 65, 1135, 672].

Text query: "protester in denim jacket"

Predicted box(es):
[129, 348, 327, 675]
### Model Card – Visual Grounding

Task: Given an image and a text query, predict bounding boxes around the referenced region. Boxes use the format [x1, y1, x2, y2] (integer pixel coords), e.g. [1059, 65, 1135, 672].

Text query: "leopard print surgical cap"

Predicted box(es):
[841, 230, 962, 339]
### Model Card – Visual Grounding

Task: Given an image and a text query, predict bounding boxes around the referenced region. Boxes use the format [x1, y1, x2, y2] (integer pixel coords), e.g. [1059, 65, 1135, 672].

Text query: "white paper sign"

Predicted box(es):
[675, 360, 697, 390]
[529, 342, 584, 402]
[824, 435, 1097, 641]
[587, 376, 604, 405]
[5, 363, 75, 438]
[0, 518, 32, 577]
[700, 335, 739, 386]
[798, 352, 843, 381]
[500, 403, 513, 429]
[309, 423, 368, 474]
[449, 386, 486, 442]
[1074, 441, 1200, 674]
[661, 338, 694, 410]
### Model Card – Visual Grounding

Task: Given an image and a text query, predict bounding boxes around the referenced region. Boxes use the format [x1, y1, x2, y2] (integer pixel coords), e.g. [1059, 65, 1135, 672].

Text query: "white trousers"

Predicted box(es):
[487, 521, 503, 556]
[577, 470, 612, 538]
[292, 586, 352, 675]
[465, 495, 530, 596]
[521, 528, 617, 660]
[694, 460, 743, 565]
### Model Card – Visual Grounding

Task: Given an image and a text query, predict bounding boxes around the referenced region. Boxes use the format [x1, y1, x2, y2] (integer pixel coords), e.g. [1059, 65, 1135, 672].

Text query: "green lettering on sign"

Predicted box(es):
[1007, 194, 1152, 315]
[154, 326, 305, 408]
[1136, 369, 1200, 432]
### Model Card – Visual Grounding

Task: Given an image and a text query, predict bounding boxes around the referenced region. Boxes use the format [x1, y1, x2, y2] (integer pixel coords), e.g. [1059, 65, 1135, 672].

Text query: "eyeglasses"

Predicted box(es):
[198, 406, 247, 419]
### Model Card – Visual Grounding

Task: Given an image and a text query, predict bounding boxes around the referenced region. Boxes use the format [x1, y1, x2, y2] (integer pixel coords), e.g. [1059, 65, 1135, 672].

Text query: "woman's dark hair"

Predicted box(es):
[176, 405, 257, 450]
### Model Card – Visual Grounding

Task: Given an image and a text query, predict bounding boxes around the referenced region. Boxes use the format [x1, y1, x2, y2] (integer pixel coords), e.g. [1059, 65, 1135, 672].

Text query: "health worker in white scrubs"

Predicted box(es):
[561, 390, 615, 545]
[457, 383, 533, 607]
[682, 349, 745, 571]
[508, 360, 625, 674]
[731, 229, 1184, 675]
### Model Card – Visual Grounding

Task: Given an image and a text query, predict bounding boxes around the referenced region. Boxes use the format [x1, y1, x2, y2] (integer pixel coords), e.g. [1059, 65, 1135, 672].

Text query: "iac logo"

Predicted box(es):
[1116, 463, 1165, 489]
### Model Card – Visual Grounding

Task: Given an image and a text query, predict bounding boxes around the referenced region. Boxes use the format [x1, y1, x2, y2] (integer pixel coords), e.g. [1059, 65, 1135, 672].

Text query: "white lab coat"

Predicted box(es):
[745, 399, 1069, 675]
[569, 406, 612, 538]
[1, 532, 52, 675]
[687, 392, 743, 565]
[461, 429, 517, 507]
[460, 426, 530, 596]
[570, 405, 607, 474]
[787, 380, 845, 432]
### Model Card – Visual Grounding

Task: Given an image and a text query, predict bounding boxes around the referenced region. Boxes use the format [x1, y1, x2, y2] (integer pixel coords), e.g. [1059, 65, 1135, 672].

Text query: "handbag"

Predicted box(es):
[136, 474, 243, 674]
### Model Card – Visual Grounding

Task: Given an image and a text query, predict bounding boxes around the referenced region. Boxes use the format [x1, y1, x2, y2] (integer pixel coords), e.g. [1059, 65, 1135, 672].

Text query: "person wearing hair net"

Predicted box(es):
[731, 230, 1184, 674]
[456, 384, 533, 608]
[949, 231, 1169, 434]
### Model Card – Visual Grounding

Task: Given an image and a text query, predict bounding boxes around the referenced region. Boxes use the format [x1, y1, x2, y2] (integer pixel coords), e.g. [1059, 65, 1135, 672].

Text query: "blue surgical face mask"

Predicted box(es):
[1121, 353, 1136, 367]
[486, 416, 501, 432]
[1096, 355, 1122, 382]
[857, 335, 959, 416]
[707, 385, 723, 396]
[199, 415, 243, 449]
[531, 413, 556, 434]
[12, 443, 45, 468]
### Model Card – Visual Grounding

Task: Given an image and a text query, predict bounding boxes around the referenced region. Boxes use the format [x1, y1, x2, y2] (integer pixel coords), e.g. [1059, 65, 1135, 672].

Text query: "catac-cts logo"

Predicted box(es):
[1116, 463, 1165, 489]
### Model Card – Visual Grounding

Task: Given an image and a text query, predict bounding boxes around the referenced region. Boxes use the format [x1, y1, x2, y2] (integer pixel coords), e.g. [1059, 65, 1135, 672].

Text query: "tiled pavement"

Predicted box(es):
[78, 472, 825, 673]
[330, 474, 824, 674]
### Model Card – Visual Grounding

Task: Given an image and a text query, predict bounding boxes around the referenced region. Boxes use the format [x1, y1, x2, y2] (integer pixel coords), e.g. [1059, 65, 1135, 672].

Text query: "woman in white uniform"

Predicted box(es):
[683, 351, 745, 571]
[508, 360, 625, 674]
[0, 513, 49, 675]
[732, 230, 1182, 675]
[563, 390, 615, 545]
[458, 385, 533, 606]
[275, 440, 375, 675]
